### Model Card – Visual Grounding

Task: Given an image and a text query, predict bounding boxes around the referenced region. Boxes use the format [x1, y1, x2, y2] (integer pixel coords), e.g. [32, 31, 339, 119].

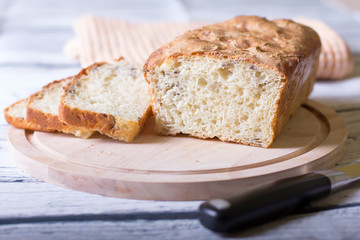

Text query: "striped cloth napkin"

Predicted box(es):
[64, 15, 203, 66]
[64, 15, 353, 80]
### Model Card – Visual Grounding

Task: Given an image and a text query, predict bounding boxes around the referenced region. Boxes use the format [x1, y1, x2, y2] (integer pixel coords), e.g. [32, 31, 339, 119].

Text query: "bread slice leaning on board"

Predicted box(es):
[27, 77, 94, 138]
[144, 16, 321, 147]
[59, 58, 152, 142]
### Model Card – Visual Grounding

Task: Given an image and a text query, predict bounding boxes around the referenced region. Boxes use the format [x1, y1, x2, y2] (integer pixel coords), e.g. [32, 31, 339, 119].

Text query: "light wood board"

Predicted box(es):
[8, 100, 347, 201]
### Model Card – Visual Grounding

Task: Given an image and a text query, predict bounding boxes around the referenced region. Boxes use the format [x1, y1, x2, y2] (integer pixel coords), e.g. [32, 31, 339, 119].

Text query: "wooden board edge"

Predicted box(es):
[7, 100, 349, 200]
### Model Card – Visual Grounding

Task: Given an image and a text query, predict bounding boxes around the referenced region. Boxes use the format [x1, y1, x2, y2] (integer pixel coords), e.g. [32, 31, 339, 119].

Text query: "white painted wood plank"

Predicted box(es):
[1, 207, 360, 240]
[182, 0, 360, 24]
[310, 59, 360, 111]
[336, 111, 360, 162]
[0, 1, 10, 21]
[0, 181, 200, 217]
[0, 30, 78, 65]
[311, 72, 360, 100]
[0, 176, 357, 220]
[5, 0, 189, 27]
[0, 67, 81, 124]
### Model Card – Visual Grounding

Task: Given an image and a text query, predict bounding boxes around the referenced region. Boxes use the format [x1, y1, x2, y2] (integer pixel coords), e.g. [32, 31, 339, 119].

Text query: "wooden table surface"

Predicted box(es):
[1, 0, 359, 239]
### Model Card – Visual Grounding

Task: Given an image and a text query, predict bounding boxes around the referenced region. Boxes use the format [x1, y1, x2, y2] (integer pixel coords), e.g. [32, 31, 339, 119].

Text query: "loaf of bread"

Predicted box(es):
[27, 77, 94, 138]
[59, 58, 151, 142]
[144, 16, 321, 147]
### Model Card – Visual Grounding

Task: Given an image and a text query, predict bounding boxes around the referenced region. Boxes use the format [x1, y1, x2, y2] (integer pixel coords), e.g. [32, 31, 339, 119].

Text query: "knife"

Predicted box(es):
[199, 162, 360, 232]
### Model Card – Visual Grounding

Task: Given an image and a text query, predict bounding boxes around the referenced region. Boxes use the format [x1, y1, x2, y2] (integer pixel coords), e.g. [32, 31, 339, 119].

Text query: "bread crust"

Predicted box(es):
[144, 16, 321, 147]
[27, 78, 69, 131]
[59, 101, 151, 142]
[59, 58, 152, 142]
[4, 99, 53, 132]
[27, 77, 93, 138]
[144, 16, 320, 78]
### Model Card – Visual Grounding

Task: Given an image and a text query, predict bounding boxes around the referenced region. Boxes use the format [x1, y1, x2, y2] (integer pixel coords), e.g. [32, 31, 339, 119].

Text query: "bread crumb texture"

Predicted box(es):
[29, 79, 71, 115]
[144, 16, 321, 147]
[27, 78, 94, 138]
[60, 59, 151, 142]
[4, 98, 52, 132]
[65, 62, 149, 121]
[7, 98, 28, 119]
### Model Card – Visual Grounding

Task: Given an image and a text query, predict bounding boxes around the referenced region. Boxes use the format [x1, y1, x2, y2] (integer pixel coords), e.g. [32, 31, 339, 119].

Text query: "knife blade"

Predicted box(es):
[199, 162, 360, 233]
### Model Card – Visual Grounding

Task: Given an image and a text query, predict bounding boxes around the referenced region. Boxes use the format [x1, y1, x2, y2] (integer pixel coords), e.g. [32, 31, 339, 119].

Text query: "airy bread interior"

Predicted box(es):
[28, 79, 94, 138]
[29, 79, 70, 115]
[7, 98, 28, 119]
[4, 98, 51, 132]
[148, 57, 285, 147]
[60, 59, 151, 142]
[65, 62, 149, 122]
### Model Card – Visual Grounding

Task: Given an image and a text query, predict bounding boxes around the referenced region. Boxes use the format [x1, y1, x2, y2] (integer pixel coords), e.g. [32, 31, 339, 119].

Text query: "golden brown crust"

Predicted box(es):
[4, 99, 53, 132]
[271, 52, 319, 145]
[59, 102, 151, 142]
[144, 16, 321, 148]
[59, 102, 116, 134]
[59, 58, 151, 142]
[27, 78, 69, 132]
[144, 16, 321, 80]
[67, 57, 124, 82]
[26, 106, 62, 131]
[26, 77, 93, 138]
[58, 63, 112, 132]
[27, 78, 68, 132]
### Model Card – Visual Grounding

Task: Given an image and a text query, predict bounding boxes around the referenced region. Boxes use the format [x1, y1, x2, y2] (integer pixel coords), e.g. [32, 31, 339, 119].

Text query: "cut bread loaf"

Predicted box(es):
[144, 16, 321, 147]
[4, 98, 52, 132]
[27, 77, 94, 138]
[59, 58, 151, 142]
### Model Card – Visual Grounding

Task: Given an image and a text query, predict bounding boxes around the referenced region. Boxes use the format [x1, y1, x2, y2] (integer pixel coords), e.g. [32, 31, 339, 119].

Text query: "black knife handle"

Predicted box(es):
[199, 173, 332, 232]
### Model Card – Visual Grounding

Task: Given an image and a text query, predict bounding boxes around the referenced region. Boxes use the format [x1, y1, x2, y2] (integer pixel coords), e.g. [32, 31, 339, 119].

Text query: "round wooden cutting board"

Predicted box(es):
[8, 100, 347, 201]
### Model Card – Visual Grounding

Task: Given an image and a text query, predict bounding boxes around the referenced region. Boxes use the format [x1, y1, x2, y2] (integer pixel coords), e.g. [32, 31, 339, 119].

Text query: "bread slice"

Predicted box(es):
[4, 98, 52, 132]
[144, 16, 321, 147]
[59, 58, 151, 142]
[27, 77, 94, 138]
